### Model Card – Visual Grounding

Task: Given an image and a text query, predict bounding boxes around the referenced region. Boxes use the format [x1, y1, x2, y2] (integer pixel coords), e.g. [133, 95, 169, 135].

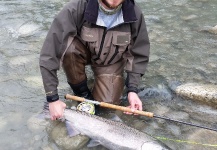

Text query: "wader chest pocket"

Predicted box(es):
[112, 32, 131, 52]
[81, 26, 98, 42]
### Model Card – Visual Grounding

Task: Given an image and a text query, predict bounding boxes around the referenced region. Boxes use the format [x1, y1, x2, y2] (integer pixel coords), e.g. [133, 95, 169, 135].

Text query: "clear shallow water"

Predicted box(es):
[0, 0, 216, 150]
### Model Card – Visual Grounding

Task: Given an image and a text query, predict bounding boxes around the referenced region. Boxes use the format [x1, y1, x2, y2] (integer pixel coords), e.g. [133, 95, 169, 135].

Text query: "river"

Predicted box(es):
[0, 0, 216, 150]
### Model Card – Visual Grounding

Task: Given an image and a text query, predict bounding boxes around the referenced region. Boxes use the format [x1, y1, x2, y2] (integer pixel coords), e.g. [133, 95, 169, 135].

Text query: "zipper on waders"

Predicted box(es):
[93, 27, 107, 61]
[107, 45, 119, 64]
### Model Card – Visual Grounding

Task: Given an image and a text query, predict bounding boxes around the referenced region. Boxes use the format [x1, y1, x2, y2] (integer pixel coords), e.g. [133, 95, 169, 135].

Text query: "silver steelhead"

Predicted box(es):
[64, 109, 171, 150]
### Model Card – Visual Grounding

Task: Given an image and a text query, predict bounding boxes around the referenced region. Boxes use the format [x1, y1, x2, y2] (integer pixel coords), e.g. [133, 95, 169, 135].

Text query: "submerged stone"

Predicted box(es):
[27, 113, 50, 132]
[18, 23, 40, 37]
[208, 25, 217, 34]
[175, 83, 217, 107]
[181, 15, 198, 21]
[199, 25, 217, 34]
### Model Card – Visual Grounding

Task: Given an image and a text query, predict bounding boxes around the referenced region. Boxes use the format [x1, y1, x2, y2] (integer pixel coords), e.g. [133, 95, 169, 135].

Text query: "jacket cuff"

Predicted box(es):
[46, 94, 59, 103]
[125, 72, 142, 88]
[127, 86, 138, 94]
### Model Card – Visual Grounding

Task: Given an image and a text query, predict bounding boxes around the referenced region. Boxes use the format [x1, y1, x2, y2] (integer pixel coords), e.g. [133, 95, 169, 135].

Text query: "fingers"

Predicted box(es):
[63, 102, 67, 108]
[138, 101, 143, 111]
[124, 106, 139, 115]
[49, 101, 66, 120]
[124, 100, 142, 115]
[124, 106, 134, 115]
[50, 113, 62, 120]
[127, 92, 143, 115]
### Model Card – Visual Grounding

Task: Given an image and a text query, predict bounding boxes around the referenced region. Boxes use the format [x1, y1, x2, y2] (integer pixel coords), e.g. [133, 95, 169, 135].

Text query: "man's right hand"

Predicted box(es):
[49, 100, 66, 120]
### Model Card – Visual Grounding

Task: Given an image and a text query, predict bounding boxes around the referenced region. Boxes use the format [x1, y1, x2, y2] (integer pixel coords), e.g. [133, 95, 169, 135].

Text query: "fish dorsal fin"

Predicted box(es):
[65, 120, 80, 137]
[87, 139, 101, 147]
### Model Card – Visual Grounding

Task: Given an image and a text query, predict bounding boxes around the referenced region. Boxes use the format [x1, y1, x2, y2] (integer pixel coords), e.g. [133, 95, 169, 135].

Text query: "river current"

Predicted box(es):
[0, 0, 216, 150]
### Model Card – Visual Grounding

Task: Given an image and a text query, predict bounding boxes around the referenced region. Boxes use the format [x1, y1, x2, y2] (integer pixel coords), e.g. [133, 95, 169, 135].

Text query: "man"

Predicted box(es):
[40, 0, 150, 120]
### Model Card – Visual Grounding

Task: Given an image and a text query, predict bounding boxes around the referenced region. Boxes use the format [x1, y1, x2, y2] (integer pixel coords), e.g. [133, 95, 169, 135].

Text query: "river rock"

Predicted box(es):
[192, 0, 208, 2]
[181, 15, 198, 21]
[174, 83, 217, 107]
[208, 25, 217, 34]
[0, 116, 7, 132]
[199, 25, 217, 34]
[166, 124, 181, 136]
[27, 113, 50, 132]
[18, 22, 40, 37]
[185, 104, 217, 124]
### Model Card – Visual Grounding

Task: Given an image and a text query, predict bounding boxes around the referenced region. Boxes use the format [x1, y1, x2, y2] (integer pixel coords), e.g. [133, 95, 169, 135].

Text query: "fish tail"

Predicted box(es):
[36, 101, 50, 120]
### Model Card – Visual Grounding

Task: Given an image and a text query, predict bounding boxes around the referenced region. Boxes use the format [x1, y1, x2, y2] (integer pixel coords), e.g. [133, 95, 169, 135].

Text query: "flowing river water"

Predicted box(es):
[0, 0, 217, 150]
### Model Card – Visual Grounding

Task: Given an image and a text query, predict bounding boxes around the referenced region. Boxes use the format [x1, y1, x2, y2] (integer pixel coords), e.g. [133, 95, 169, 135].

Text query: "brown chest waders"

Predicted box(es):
[62, 37, 125, 104]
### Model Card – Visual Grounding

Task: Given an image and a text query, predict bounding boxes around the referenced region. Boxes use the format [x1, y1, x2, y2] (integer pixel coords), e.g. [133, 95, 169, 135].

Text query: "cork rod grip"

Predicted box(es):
[65, 94, 154, 118]
[65, 94, 85, 102]
[100, 102, 154, 118]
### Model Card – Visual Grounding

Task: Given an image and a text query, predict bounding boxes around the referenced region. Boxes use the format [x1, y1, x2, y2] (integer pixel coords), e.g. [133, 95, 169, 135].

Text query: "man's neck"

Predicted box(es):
[98, 0, 122, 15]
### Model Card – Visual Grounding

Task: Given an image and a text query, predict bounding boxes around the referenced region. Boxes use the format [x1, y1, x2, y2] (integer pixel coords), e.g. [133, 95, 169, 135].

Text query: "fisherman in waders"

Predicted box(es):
[39, 0, 150, 120]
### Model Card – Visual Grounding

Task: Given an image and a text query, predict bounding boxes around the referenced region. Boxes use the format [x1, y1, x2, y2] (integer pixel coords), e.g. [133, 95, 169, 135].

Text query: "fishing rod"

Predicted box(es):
[65, 94, 217, 132]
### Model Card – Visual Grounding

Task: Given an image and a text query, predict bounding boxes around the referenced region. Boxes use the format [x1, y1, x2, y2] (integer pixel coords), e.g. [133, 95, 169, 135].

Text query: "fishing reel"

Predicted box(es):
[77, 102, 95, 115]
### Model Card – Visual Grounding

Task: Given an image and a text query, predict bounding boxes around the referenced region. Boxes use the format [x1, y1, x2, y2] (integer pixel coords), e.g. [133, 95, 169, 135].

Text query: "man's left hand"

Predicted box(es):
[125, 92, 143, 115]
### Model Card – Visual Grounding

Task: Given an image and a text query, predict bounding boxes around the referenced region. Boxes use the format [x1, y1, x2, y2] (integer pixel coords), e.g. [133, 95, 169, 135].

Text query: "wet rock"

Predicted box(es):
[173, 0, 188, 6]
[0, 116, 7, 131]
[165, 111, 190, 121]
[27, 113, 50, 132]
[185, 104, 217, 124]
[181, 15, 198, 21]
[41, 146, 53, 150]
[0, 53, 6, 66]
[192, 0, 208, 2]
[206, 62, 217, 69]
[132, 119, 146, 131]
[24, 76, 43, 88]
[166, 125, 181, 136]
[18, 22, 40, 37]
[186, 129, 217, 150]
[171, 41, 185, 50]
[9, 55, 37, 67]
[146, 15, 162, 24]
[50, 121, 89, 150]
[199, 25, 217, 34]
[149, 54, 160, 62]
[208, 25, 217, 34]
[174, 83, 217, 107]
[152, 104, 171, 116]
[138, 87, 172, 101]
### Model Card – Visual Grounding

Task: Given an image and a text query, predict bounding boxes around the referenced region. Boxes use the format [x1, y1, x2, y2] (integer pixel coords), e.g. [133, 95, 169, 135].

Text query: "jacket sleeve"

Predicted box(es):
[125, 5, 150, 92]
[39, 0, 86, 101]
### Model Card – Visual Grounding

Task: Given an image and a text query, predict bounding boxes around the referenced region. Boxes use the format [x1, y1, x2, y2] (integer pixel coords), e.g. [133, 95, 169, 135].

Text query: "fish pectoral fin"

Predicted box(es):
[65, 120, 80, 137]
[87, 139, 101, 147]
[109, 114, 123, 123]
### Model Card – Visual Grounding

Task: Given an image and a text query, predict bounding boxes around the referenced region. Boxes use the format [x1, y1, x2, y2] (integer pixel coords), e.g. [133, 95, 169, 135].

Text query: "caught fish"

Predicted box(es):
[63, 108, 171, 150]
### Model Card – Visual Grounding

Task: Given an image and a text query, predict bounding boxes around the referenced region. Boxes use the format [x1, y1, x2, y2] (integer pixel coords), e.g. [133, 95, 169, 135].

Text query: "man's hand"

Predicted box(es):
[49, 100, 66, 120]
[125, 92, 143, 115]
